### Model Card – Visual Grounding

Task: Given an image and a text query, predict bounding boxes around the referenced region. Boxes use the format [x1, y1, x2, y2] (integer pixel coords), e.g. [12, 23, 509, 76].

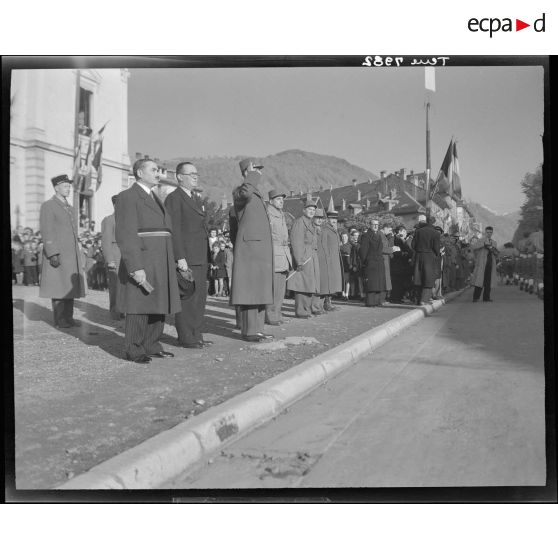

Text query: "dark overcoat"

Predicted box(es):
[39, 196, 86, 299]
[230, 172, 274, 305]
[164, 187, 209, 266]
[115, 183, 181, 315]
[287, 215, 320, 293]
[316, 222, 343, 294]
[101, 214, 121, 266]
[359, 229, 386, 292]
[391, 235, 413, 278]
[411, 223, 440, 288]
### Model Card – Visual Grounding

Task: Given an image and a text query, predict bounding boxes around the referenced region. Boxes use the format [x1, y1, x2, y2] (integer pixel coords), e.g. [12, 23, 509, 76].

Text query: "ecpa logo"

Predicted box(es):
[468, 12, 546, 37]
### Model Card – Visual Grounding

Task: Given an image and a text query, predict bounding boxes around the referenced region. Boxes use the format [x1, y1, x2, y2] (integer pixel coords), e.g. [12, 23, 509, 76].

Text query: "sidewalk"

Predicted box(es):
[14, 285, 421, 489]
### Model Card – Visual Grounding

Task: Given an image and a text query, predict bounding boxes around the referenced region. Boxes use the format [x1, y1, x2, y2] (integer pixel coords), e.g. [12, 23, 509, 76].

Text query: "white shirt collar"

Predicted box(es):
[179, 185, 192, 197]
[136, 181, 153, 195]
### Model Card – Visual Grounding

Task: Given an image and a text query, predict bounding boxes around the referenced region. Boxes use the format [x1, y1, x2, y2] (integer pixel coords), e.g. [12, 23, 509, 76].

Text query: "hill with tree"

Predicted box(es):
[162, 149, 379, 203]
[463, 200, 520, 246]
[512, 165, 543, 245]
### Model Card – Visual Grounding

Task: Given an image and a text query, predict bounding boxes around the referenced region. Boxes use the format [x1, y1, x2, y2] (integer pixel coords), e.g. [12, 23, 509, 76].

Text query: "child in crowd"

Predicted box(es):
[22, 240, 39, 285]
[210, 242, 227, 296]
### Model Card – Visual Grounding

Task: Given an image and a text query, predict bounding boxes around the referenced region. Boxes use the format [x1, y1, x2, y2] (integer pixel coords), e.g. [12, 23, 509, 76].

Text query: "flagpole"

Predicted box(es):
[72, 69, 81, 225]
[425, 100, 431, 216]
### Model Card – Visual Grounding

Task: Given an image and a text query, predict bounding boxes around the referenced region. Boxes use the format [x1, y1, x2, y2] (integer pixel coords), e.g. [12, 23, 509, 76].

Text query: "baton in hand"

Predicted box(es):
[286, 256, 312, 281]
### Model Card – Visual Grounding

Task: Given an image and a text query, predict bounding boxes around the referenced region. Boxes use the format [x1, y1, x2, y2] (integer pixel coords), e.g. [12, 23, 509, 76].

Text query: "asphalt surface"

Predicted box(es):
[167, 286, 546, 488]
[12, 284, 412, 488]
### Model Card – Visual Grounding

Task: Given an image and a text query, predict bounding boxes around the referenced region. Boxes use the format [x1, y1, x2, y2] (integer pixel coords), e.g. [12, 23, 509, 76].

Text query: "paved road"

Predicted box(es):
[168, 286, 546, 488]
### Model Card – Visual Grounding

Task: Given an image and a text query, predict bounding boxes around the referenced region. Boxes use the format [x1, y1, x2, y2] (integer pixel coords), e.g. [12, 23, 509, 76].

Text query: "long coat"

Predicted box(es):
[411, 223, 440, 288]
[39, 196, 86, 299]
[164, 186, 209, 266]
[267, 204, 292, 273]
[359, 229, 386, 293]
[287, 215, 320, 294]
[101, 213, 121, 266]
[471, 236, 498, 289]
[380, 231, 393, 291]
[230, 172, 274, 306]
[391, 235, 413, 278]
[316, 222, 343, 294]
[115, 183, 180, 315]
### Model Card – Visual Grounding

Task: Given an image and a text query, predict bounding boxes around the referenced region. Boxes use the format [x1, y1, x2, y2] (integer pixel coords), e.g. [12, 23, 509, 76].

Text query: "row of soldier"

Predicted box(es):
[36, 158, 527, 363]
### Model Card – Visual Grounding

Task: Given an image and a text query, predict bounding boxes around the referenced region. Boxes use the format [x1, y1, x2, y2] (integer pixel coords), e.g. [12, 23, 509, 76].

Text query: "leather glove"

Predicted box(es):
[49, 255, 60, 268]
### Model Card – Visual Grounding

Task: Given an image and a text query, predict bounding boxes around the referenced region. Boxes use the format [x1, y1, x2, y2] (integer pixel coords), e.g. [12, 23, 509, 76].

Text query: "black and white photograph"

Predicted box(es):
[3, 56, 553, 500]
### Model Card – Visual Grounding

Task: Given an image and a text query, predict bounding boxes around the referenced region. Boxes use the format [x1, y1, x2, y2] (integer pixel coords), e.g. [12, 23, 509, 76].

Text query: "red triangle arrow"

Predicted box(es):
[516, 19, 530, 31]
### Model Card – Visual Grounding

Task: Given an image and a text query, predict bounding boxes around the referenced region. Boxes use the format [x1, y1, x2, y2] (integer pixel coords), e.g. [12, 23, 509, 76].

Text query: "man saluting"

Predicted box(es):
[115, 158, 181, 363]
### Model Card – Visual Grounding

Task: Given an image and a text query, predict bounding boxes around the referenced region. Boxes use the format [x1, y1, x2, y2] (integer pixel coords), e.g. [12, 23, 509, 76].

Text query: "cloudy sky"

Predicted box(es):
[128, 64, 544, 214]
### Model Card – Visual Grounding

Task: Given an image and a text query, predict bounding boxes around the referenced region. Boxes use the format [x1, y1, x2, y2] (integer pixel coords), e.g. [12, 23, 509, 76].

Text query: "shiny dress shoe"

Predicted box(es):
[241, 335, 261, 342]
[56, 321, 72, 328]
[127, 354, 152, 364]
[257, 332, 274, 340]
[67, 319, 81, 327]
[200, 339, 214, 346]
[149, 351, 175, 358]
[312, 311, 325, 316]
[265, 321, 281, 326]
[181, 342, 204, 349]
[295, 315, 312, 319]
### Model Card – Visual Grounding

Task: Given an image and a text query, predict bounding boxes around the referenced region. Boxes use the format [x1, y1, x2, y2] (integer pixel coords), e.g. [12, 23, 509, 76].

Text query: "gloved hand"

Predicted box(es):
[49, 255, 60, 268]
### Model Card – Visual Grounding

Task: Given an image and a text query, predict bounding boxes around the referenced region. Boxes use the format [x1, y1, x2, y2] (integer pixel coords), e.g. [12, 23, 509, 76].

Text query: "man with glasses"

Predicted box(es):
[115, 158, 180, 363]
[165, 162, 213, 349]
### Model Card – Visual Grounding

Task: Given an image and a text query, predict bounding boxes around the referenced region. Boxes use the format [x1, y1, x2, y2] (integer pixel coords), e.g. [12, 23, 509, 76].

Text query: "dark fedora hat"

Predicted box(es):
[176, 268, 195, 300]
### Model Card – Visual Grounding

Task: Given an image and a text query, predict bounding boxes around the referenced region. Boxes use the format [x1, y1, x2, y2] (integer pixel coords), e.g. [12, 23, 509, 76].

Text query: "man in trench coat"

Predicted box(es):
[471, 226, 499, 302]
[265, 189, 292, 326]
[314, 208, 343, 312]
[39, 174, 86, 327]
[230, 158, 274, 342]
[115, 158, 181, 363]
[287, 199, 321, 318]
[359, 218, 386, 307]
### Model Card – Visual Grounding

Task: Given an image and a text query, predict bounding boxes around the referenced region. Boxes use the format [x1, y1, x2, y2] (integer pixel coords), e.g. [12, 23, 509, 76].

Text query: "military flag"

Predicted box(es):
[430, 139, 462, 200]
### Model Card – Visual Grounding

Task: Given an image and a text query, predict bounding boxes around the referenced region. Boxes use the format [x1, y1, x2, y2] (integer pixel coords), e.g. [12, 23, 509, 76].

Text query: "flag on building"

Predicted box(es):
[72, 140, 82, 190]
[431, 139, 462, 200]
[84, 122, 107, 191]
[92, 136, 104, 190]
[425, 67, 436, 92]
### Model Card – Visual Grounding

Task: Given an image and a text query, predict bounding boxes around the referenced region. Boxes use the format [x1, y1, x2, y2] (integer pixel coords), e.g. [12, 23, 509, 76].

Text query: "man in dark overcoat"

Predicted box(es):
[287, 199, 321, 318]
[314, 209, 343, 312]
[165, 162, 213, 349]
[115, 158, 181, 363]
[230, 158, 274, 342]
[411, 214, 441, 305]
[390, 226, 413, 303]
[101, 195, 123, 320]
[359, 218, 386, 307]
[39, 174, 86, 327]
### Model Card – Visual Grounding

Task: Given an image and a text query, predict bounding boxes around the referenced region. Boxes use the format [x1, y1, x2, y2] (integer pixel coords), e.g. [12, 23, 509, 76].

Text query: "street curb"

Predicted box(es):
[58, 288, 467, 489]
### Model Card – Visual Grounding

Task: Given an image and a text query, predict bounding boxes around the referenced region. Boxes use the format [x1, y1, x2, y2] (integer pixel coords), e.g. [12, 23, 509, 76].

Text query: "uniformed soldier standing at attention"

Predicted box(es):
[265, 189, 292, 326]
[39, 174, 86, 328]
[115, 159, 181, 363]
[230, 158, 274, 342]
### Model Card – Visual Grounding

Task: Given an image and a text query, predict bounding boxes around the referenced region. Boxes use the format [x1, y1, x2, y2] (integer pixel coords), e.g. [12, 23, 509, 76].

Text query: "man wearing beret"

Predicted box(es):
[164, 162, 213, 349]
[39, 174, 86, 328]
[230, 158, 274, 342]
[115, 158, 181, 363]
[265, 189, 292, 326]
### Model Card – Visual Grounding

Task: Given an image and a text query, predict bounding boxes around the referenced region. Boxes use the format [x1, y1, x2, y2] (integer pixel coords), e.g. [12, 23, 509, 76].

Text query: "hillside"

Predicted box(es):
[464, 199, 520, 246]
[161, 149, 378, 202]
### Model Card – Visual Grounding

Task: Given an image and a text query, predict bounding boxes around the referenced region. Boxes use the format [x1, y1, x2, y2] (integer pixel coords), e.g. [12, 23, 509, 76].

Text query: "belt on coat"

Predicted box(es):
[137, 228, 172, 237]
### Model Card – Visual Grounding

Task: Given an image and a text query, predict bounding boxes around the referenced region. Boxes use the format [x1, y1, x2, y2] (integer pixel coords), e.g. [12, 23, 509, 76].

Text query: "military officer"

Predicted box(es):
[39, 174, 86, 328]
